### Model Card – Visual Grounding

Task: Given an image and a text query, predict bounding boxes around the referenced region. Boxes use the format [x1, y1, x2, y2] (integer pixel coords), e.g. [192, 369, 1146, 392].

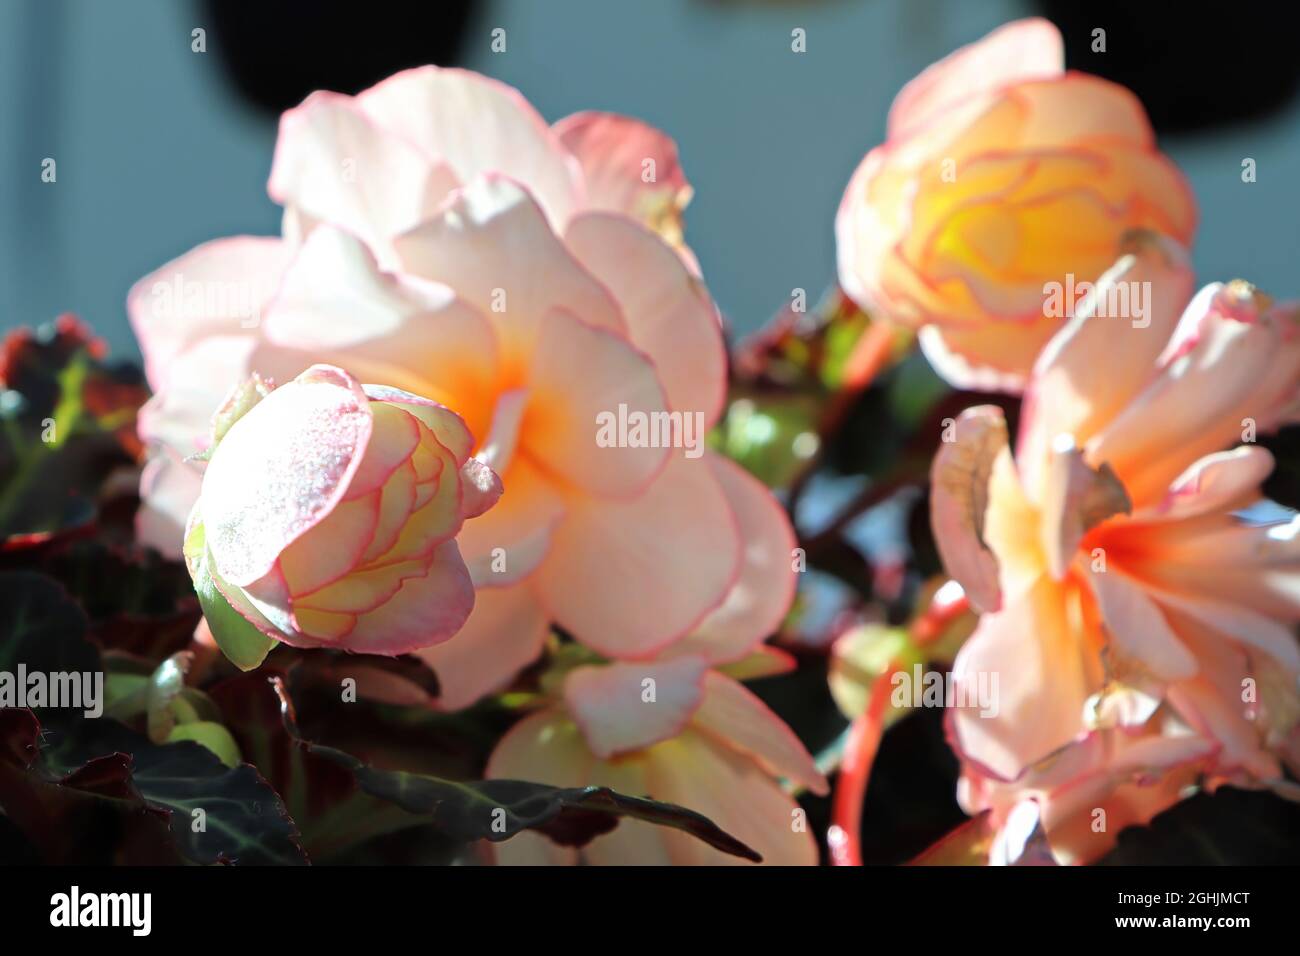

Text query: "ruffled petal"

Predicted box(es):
[928, 405, 1008, 612]
[341, 539, 475, 653]
[394, 176, 622, 379]
[268, 91, 455, 261]
[127, 236, 291, 391]
[562, 656, 709, 759]
[457, 456, 564, 587]
[666, 455, 797, 663]
[523, 308, 669, 499]
[692, 672, 828, 795]
[357, 66, 580, 227]
[554, 111, 689, 230]
[415, 583, 550, 711]
[949, 575, 1097, 780]
[532, 455, 741, 658]
[261, 226, 499, 439]
[1017, 231, 1195, 487]
[202, 365, 373, 587]
[644, 730, 817, 865]
[565, 212, 725, 427]
[887, 18, 1063, 140]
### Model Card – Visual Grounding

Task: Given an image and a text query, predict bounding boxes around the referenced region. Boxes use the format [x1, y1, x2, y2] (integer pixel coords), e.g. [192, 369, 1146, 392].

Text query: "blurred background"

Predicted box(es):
[2, 0, 1298, 357]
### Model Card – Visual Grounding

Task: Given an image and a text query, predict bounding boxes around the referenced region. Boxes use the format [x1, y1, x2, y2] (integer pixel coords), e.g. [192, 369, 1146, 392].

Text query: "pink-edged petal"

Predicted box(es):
[208, 555, 300, 644]
[136, 452, 203, 558]
[237, 560, 299, 640]
[562, 657, 709, 759]
[554, 111, 689, 226]
[137, 334, 261, 455]
[393, 176, 623, 377]
[916, 323, 1045, 394]
[356, 66, 580, 227]
[533, 454, 742, 658]
[1088, 284, 1300, 507]
[268, 91, 455, 260]
[279, 490, 381, 595]
[1122, 513, 1300, 621]
[644, 730, 817, 865]
[666, 455, 797, 663]
[416, 583, 550, 711]
[1037, 438, 1130, 578]
[346, 402, 420, 500]
[458, 456, 565, 587]
[202, 365, 373, 587]
[523, 307, 669, 499]
[294, 557, 427, 617]
[261, 226, 499, 437]
[365, 385, 475, 464]
[887, 18, 1063, 140]
[127, 236, 291, 391]
[1017, 231, 1196, 487]
[289, 606, 356, 643]
[692, 671, 828, 795]
[565, 212, 726, 427]
[1168, 677, 1280, 780]
[367, 421, 464, 565]
[949, 575, 1097, 781]
[1145, 583, 1300, 672]
[1134, 446, 1274, 522]
[340, 539, 474, 653]
[458, 458, 503, 520]
[928, 405, 1008, 613]
[1083, 566, 1198, 681]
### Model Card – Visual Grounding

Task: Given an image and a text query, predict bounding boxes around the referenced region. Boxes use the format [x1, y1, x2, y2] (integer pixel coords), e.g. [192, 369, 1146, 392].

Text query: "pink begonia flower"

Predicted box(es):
[930, 231, 1300, 862]
[486, 486, 827, 865]
[836, 18, 1196, 392]
[130, 67, 791, 707]
[184, 364, 500, 655]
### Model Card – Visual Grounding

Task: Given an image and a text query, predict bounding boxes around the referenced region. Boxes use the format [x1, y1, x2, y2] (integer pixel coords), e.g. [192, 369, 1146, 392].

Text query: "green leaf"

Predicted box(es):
[166, 721, 242, 769]
[35, 714, 304, 864]
[183, 519, 276, 671]
[145, 652, 192, 742]
[266, 676, 762, 861]
[0, 572, 305, 865]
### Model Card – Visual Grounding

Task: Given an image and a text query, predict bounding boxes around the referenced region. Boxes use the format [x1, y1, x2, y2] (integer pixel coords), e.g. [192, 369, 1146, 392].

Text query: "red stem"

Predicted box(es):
[828, 661, 898, 866]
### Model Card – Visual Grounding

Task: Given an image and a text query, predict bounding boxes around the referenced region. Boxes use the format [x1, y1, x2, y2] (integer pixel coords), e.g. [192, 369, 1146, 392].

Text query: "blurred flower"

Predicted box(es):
[958, 715, 1214, 865]
[931, 232, 1300, 860]
[488, 652, 826, 865]
[132, 67, 793, 706]
[184, 364, 500, 655]
[486, 448, 815, 865]
[836, 18, 1196, 391]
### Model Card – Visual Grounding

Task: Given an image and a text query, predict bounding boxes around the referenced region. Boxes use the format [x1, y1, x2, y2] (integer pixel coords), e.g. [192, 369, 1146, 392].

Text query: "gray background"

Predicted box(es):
[2, 0, 1297, 358]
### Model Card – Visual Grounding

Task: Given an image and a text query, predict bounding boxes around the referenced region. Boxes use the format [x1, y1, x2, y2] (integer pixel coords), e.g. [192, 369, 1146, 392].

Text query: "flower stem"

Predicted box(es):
[828, 659, 898, 866]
